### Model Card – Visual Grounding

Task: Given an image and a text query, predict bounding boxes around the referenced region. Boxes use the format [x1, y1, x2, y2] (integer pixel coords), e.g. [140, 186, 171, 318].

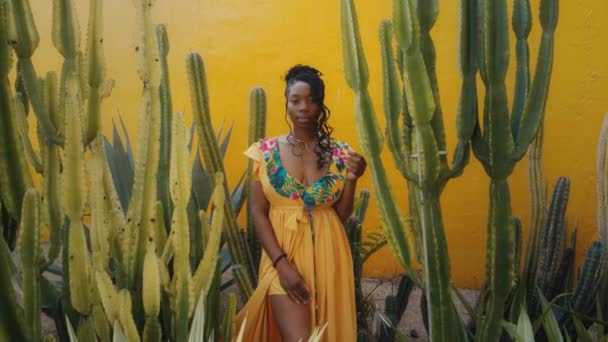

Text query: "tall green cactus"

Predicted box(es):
[597, 113, 608, 334]
[170, 111, 192, 341]
[156, 24, 174, 233]
[0, 0, 248, 340]
[20, 188, 41, 341]
[341, 0, 476, 340]
[0, 238, 27, 341]
[186, 52, 255, 299]
[5, 0, 62, 145]
[471, 0, 558, 339]
[121, 0, 162, 305]
[522, 126, 546, 306]
[83, 0, 109, 146]
[40, 71, 64, 269]
[598, 114, 608, 251]
[246, 87, 267, 272]
[0, 0, 33, 248]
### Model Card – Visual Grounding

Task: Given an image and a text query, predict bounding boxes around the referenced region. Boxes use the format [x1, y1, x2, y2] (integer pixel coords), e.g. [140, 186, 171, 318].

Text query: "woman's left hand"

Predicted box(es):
[344, 150, 367, 181]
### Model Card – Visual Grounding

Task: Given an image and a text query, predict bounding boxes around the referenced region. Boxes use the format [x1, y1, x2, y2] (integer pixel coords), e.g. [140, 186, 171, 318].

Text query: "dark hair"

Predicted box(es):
[283, 64, 334, 169]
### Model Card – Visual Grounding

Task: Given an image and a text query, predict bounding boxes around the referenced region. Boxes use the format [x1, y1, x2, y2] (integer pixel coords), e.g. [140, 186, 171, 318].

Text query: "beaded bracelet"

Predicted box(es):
[272, 253, 287, 268]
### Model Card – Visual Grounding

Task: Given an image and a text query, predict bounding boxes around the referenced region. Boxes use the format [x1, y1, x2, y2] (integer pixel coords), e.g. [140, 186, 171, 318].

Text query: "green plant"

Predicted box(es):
[343, 189, 393, 340]
[469, 0, 558, 339]
[502, 112, 608, 340]
[340, 0, 559, 339]
[341, 0, 478, 339]
[0, 0, 256, 340]
[246, 87, 267, 274]
[187, 52, 259, 301]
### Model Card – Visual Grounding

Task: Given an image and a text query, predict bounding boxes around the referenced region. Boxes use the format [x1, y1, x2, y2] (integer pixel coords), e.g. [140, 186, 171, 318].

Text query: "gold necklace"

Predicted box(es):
[290, 133, 314, 152]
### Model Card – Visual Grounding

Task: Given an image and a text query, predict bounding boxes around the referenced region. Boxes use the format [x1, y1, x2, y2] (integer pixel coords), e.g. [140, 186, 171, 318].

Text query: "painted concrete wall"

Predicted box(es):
[26, 1, 608, 288]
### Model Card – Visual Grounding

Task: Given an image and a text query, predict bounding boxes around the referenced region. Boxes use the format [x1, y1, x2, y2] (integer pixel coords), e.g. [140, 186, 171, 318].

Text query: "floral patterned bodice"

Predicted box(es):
[257, 137, 349, 211]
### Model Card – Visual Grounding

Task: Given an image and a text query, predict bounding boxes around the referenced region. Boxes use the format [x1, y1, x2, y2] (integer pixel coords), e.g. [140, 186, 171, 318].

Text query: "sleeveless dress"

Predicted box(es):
[235, 137, 356, 341]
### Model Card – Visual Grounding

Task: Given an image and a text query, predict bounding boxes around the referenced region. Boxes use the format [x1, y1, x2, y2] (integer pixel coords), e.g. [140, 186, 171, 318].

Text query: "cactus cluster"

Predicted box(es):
[340, 0, 567, 340]
[0, 0, 261, 340]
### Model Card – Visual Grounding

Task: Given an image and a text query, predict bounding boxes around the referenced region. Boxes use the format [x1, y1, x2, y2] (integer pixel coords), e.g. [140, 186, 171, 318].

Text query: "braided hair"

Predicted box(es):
[283, 65, 334, 169]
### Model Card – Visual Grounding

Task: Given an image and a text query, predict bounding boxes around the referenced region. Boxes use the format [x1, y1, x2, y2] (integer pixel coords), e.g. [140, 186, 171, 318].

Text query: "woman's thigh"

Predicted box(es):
[270, 294, 311, 342]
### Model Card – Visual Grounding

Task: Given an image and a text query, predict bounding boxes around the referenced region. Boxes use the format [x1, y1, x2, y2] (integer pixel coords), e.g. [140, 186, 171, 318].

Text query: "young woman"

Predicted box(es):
[235, 65, 367, 341]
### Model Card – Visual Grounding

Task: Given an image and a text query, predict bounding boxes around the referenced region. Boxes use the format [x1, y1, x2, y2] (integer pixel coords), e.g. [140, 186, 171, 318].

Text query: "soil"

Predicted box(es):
[361, 278, 479, 341]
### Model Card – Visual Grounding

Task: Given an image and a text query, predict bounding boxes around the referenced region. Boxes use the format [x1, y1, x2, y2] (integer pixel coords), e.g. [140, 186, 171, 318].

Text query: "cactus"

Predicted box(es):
[555, 241, 606, 338]
[536, 177, 570, 297]
[41, 72, 64, 269]
[0, 0, 33, 248]
[341, 0, 477, 340]
[598, 114, 608, 251]
[523, 126, 547, 303]
[0, 0, 252, 340]
[156, 24, 174, 233]
[0, 237, 27, 341]
[5, 0, 63, 145]
[187, 52, 256, 298]
[19, 188, 41, 341]
[142, 242, 161, 342]
[170, 111, 193, 341]
[246, 87, 267, 273]
[221, 293, 237, 342]
[82, 0, 104, 145]
[377, 275, 415, 342]
[468, 0, 558, 339]
[597, 113, 608, 338]
[122, 0, 162, 300]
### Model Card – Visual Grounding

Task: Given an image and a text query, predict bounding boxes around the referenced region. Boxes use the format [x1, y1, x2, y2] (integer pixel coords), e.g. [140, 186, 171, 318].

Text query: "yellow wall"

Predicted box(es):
[26, 1, 608, 288]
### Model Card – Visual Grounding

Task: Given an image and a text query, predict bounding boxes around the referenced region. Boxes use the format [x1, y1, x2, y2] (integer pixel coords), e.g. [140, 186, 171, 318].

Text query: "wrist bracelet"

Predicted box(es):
[272, 253, 287, 268]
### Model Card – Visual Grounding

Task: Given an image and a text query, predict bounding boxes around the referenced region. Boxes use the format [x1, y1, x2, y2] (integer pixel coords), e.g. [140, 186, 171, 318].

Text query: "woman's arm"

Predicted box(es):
[250, 180, 310, 304]
[333, 179, 357, 223]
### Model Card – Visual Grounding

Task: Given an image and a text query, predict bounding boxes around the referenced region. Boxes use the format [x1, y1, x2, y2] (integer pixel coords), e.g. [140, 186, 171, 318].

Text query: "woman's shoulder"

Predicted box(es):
[248, 136, 280, 156]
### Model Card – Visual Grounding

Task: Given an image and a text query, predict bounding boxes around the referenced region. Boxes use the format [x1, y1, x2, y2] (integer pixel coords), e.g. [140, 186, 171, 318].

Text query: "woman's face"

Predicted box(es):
[286, 81, 320, 131]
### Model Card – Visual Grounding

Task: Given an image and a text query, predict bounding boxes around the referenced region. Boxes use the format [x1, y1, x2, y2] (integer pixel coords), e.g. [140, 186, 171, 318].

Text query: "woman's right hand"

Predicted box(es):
[275, 259, 310, 305]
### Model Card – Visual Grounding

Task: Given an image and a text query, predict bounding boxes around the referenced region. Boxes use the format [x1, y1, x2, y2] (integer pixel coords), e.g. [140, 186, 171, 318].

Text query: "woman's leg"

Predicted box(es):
[270, 294, 311, 341]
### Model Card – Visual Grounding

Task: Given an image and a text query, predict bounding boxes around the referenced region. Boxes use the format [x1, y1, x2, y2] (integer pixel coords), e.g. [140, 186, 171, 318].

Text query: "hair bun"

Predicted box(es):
[283, 64, 323, 81]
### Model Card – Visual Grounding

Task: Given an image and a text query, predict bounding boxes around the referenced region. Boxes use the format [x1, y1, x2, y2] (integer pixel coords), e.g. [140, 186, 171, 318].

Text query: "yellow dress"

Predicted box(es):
[235, 137, 356, 341]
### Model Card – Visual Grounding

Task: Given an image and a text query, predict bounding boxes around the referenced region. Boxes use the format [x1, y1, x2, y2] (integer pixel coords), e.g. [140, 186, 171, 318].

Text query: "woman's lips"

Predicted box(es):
[296, 116, 310, 124]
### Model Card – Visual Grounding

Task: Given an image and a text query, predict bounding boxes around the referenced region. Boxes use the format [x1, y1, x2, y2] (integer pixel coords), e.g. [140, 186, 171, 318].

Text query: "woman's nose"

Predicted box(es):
[298, 102, 309, 111]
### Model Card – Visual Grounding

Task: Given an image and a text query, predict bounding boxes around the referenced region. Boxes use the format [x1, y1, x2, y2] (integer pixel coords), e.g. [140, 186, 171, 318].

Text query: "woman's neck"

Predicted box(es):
[291, 128, 316, 144]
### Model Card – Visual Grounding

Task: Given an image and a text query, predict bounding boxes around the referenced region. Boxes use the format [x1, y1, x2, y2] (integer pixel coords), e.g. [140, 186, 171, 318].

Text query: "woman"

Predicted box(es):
[235, 65, 367, 341]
